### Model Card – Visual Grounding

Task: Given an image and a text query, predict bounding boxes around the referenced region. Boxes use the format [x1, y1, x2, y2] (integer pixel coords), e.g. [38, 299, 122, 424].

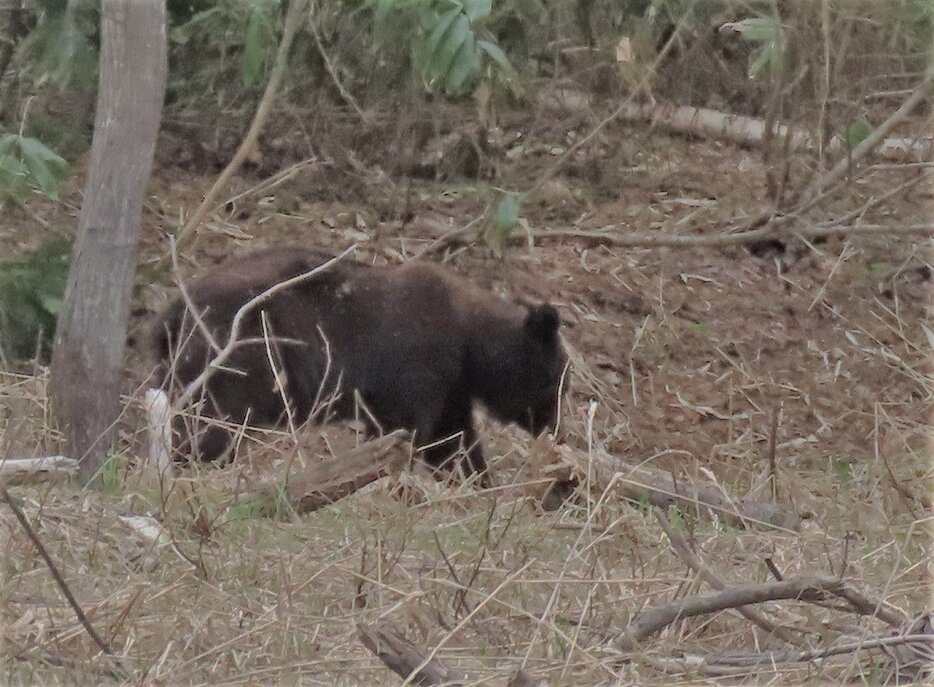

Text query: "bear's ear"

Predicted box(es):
[525, 304, 560, 343]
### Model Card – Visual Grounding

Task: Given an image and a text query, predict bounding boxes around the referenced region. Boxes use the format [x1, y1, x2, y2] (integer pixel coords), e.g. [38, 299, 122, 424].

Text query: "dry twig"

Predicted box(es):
[167, 0, 310, 256]
[0, 484, 123, 674]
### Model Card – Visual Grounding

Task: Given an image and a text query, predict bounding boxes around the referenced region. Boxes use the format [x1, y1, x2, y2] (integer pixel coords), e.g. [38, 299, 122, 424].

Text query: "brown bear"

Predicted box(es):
[152, 247, 567, 479]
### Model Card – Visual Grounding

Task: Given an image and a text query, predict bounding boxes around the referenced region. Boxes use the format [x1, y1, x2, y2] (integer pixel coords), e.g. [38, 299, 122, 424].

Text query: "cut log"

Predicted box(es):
[557, 445, 801, 532]
[0, 456, 78, 484]
[254, 430, 411, 515]
[359, 622, 466, 686]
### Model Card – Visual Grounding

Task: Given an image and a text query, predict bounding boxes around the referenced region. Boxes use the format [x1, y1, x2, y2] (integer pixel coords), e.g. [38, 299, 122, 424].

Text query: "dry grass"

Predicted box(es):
[1, 106, 932, 685]
[2, 279, 930, 684]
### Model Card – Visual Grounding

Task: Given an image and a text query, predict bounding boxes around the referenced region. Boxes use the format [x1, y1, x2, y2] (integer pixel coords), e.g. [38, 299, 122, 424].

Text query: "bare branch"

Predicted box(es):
[617, 577, 845, 650]
[654, 507, 806, 647]
[796, 73, 934, 206]
[172, 244, 357, 410]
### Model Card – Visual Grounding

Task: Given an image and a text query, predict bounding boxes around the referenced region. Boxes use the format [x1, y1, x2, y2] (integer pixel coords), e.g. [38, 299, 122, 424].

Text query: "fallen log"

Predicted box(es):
[538, 88, 933, 162]
[253, 430, 411, 515]
[556, 445, 801, 532]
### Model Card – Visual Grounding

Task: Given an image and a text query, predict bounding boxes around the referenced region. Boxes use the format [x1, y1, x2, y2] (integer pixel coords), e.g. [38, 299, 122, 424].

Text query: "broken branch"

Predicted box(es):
[653, 507, 806, 646]
[617, 576, 845, 650]
[359, 622, 466, 686]
[558, 445, 801, 532]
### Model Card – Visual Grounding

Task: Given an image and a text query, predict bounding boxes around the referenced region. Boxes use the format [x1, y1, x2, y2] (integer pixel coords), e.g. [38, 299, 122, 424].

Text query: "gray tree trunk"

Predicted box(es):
[50, 0, 166, 486]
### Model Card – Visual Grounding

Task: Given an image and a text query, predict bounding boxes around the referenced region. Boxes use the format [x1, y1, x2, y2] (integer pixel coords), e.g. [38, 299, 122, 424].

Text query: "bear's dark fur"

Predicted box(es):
[153, 247, 566, 478]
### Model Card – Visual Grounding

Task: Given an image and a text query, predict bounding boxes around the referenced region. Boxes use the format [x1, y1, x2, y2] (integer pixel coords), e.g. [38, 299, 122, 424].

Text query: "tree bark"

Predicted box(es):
[50, 0, 166, 486]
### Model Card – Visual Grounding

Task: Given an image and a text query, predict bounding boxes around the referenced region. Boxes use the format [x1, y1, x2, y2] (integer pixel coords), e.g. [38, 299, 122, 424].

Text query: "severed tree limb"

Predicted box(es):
[640, 632, 934, 677]
[653, 507, 806, 647]
[557, 445, 801, 532]
[421, 217, 933, 257]
[166, 0, 310, 258]
[829, 586, 908, 629]
[253, 430, 410, 515]
[359, 622, 466, 686]
[617, 577, 846, 650]
[706, 633, 934, 668]
[538, 79, 933, 165]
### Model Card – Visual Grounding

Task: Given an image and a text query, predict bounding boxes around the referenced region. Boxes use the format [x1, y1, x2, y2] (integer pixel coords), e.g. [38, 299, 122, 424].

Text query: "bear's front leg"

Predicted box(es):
[418, 404, 488, 484]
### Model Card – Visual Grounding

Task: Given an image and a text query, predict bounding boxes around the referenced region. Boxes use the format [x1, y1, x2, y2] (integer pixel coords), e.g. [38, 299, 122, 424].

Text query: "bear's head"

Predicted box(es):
[473, 303, 567, 436]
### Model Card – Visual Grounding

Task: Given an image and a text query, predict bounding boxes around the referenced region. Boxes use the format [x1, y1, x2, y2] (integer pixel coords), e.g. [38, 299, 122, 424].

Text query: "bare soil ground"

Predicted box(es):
[1, 108, 931, 684]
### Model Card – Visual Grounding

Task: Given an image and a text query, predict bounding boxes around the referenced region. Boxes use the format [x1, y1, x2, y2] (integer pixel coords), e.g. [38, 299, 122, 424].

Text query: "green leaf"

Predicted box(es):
[16, 136, 68, 200]
[38, 294, 64, 315]
[0, 154, 30, 193]
[226, 503, 255, 520]
[429, 14, 471, 86]
[494, 191, 520, 233]
[373, 0, 396, 24]
[840, 114, 872, 151]
[101, 453, 120, 493]
[243, 6, 266, 85]
[483, 191, 522, 256]
[477, 38, 518, 81]
[462, 0, 491, 22]
[0, 134, 16, 156]
[727, 17, 780, 43]
[423, 7, 461, 67]
[0, 237, 72, 362]
[444, 36, 478, 93]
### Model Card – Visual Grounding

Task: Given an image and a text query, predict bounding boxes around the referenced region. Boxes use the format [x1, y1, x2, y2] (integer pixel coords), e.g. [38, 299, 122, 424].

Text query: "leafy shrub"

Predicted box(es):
[15, 0, 100, 89]
[368, 0, 518, 97]
[0, 236, 72, 364]
[170, 0, 282, 89]
[0, 132, 68, 203]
